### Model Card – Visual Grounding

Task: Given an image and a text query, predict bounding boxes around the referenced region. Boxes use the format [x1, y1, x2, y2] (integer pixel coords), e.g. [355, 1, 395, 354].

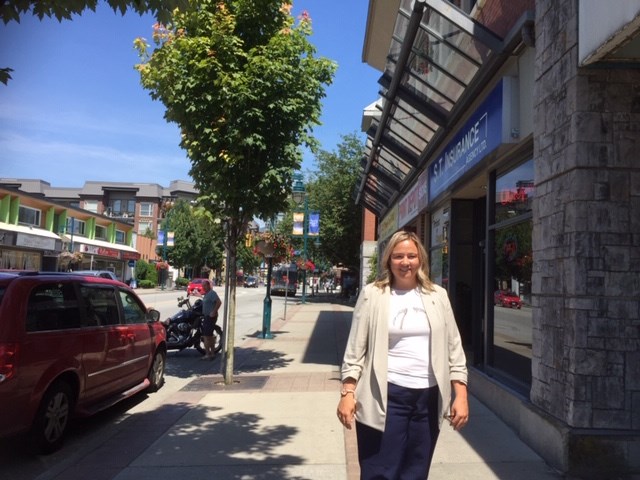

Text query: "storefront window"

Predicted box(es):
[430, 206, 449, 289]
[0, 249, 41, 270]
[490, 159, 533, 387]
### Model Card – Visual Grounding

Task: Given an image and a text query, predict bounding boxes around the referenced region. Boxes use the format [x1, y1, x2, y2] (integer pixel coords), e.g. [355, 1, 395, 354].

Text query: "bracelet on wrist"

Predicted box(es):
[340, 388, 356, 397]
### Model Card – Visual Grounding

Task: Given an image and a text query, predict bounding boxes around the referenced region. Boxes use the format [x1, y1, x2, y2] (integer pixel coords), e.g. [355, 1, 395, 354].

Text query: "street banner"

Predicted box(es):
[309, 212, 320, 236]
[292, 213, 304, 236]
[167, 231, 175, 247]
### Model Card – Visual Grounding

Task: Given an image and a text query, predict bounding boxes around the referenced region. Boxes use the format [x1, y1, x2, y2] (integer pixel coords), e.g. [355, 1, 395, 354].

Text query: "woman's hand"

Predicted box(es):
[337, 394, 356, 429]
[447, 381, 469, 431]
[337, 381, 357, 429]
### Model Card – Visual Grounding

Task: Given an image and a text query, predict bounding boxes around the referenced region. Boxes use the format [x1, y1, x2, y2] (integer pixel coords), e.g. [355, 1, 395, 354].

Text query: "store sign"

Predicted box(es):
[428, 80, 507, 202]
[79, 244, 120, 258]
[378, 205, 398, 242]
[121, 251, 141, 260]
[398, 170, 428, 227]
[16, 233, 56, 250]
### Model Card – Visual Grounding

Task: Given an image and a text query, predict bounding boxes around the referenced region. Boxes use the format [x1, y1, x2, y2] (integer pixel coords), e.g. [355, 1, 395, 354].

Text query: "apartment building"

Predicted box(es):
[0, 179, 198, 277]
[0, 185, 137, 280]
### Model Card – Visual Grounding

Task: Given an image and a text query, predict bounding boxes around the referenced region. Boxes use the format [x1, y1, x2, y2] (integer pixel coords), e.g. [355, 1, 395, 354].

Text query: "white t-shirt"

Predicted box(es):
[388, 288, 436, 389]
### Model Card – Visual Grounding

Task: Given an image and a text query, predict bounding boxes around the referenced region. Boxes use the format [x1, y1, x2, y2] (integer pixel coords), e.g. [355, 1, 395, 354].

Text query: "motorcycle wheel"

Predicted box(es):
[194, 333, 206, 355]
[213, 325, 223, 354]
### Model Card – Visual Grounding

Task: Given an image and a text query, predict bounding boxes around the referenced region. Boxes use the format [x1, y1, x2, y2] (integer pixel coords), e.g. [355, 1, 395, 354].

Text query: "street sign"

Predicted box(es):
[128, 260, 135, 267]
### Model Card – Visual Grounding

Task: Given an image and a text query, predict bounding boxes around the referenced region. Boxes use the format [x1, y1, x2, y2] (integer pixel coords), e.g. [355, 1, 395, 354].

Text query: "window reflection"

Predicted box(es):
[495, 161, 534, 221]
[490, 159, 534, 386]
[492, 220, 533, 383]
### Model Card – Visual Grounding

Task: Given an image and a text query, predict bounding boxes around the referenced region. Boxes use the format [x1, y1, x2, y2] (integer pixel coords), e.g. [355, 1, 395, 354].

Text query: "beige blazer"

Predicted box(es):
[341, 282, 468, 431]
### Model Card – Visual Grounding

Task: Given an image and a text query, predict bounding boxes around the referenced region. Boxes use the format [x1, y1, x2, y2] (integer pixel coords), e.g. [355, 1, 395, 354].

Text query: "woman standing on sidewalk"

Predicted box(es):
[337, 230, 468, 479]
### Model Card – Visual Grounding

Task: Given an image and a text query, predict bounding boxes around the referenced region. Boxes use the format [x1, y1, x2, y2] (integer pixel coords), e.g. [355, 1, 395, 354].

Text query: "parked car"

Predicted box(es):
[494, 290, 523, 309]
[187, 278, 209, 295]
[0, 271, 166, 453]
[243, 276, 258, 288]
[70, 270, 120, 281]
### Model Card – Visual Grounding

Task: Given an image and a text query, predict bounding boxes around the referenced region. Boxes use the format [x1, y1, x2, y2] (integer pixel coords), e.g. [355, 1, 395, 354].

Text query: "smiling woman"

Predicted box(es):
[338, 230, 468, 479]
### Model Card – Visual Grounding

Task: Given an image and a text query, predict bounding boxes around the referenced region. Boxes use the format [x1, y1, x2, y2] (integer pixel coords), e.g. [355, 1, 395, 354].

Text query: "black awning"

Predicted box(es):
[357, 0, 513, 214]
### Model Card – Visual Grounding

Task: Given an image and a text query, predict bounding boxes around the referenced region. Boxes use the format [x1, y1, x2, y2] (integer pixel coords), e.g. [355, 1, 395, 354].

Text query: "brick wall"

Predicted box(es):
[475, 0, 535, 38]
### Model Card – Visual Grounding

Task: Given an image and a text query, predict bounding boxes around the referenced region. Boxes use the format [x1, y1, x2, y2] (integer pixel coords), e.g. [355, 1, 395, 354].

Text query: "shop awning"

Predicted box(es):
[357, 0, 531, 214]
[0, 222, 61, 239]
[64, 235, 139, 254]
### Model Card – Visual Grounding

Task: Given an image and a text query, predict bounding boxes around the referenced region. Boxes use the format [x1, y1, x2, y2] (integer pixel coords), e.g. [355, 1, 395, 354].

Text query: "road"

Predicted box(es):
[0, 285, 304, 480]
[139, 284, 300, 344]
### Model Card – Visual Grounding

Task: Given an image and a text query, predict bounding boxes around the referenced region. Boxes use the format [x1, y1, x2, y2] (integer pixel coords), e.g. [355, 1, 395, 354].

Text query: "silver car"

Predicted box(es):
[70, 270, 120, 281]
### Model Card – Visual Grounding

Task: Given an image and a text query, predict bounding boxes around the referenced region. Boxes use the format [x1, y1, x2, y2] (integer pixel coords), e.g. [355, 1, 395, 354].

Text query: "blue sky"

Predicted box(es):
[0, 1, 380, 188]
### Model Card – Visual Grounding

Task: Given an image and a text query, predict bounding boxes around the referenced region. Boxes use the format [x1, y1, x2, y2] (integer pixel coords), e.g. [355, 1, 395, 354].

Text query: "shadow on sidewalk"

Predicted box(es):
[124, 404, 311, 479]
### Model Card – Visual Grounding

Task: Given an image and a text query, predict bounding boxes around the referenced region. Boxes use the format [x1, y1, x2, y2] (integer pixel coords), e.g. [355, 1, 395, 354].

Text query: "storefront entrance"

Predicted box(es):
[448, 198, 486, 365]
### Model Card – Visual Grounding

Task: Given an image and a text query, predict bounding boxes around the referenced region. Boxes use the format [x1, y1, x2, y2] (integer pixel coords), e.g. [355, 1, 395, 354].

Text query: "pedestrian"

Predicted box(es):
[337, 230, 469, 479]
[195, 279, 222, 360]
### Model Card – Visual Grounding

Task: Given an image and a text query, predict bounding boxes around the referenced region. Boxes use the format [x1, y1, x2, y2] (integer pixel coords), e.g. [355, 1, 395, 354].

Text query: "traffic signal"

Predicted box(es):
[245, 233, 252, 247]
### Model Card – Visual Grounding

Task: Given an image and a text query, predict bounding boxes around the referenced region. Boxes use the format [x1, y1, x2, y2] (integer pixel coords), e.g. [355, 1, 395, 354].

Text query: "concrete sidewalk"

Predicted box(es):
[35, 297, 563, 480]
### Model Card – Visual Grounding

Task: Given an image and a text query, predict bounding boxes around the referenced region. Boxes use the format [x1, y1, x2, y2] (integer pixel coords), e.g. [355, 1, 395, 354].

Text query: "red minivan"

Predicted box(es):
[0, 272, 167, 453]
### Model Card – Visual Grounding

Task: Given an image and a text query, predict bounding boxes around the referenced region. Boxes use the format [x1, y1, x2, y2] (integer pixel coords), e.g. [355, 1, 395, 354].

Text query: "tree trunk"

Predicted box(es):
[223, 229, 238, 385]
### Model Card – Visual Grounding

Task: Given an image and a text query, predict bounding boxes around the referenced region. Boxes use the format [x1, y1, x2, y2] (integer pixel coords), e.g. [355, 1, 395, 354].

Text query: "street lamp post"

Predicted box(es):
[292, 175, 309, 304]
[161, 225, 168, 291]
[257, 240, 275, 339]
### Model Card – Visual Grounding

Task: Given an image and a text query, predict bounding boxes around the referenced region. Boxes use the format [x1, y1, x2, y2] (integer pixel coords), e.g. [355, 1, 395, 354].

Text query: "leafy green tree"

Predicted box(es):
[135, 0, 335, 383]
[237, 243, 261, 275]
[135, 259, 158, 285]
[159, 200, 224, 275]
[1, 0, 185, 23]
[1, 0, 186, 84]
[308, 132, 364, 272]
[366, 249, 378, 284]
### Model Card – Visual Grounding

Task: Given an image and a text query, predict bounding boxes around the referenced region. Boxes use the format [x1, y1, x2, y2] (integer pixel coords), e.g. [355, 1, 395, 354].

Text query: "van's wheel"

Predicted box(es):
[31, 381, 73, 454]
[147, 351, 166, 392]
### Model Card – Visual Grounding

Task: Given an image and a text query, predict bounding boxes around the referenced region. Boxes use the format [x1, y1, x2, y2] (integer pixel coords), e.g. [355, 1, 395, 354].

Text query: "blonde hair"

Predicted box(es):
[374, 230, 434, 291]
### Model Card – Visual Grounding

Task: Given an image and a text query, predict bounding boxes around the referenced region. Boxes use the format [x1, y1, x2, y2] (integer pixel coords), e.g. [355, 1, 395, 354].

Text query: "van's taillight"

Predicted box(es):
[0, 343, 19, 383]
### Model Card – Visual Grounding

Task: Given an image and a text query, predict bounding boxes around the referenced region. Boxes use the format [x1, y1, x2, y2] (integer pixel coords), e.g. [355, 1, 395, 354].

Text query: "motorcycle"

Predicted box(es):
[162, 295, 223, 355]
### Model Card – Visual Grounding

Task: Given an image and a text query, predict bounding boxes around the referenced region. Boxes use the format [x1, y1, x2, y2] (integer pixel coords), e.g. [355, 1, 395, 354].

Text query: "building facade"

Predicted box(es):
[358, 0, 639, 477]
[0, 186, 139, 280]
[0, 178, 198, 268]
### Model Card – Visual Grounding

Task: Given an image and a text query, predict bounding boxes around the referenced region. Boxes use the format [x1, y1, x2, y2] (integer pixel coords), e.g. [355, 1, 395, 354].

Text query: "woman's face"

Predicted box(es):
[389, 239, 420, 289]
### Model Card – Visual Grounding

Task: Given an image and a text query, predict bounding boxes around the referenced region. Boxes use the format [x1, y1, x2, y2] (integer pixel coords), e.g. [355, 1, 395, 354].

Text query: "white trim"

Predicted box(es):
[67, 235, 138, 253]
[0, 221, 61, 239]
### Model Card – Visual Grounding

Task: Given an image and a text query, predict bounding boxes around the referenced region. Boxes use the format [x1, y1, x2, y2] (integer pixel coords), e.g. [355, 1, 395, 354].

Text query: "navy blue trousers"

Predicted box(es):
[356, 383, 440, 480]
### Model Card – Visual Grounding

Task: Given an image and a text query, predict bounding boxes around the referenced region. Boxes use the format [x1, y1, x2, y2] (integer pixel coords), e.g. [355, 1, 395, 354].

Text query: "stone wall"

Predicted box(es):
[532, 0, 640, 475]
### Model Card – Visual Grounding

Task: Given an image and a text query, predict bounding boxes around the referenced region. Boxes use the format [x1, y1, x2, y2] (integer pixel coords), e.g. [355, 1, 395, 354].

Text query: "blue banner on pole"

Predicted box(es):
[309, 213, 320, 236]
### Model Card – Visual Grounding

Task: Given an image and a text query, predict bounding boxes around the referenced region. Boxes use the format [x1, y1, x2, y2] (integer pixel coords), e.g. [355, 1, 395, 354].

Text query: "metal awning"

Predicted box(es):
[357, 0, 519, 213]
